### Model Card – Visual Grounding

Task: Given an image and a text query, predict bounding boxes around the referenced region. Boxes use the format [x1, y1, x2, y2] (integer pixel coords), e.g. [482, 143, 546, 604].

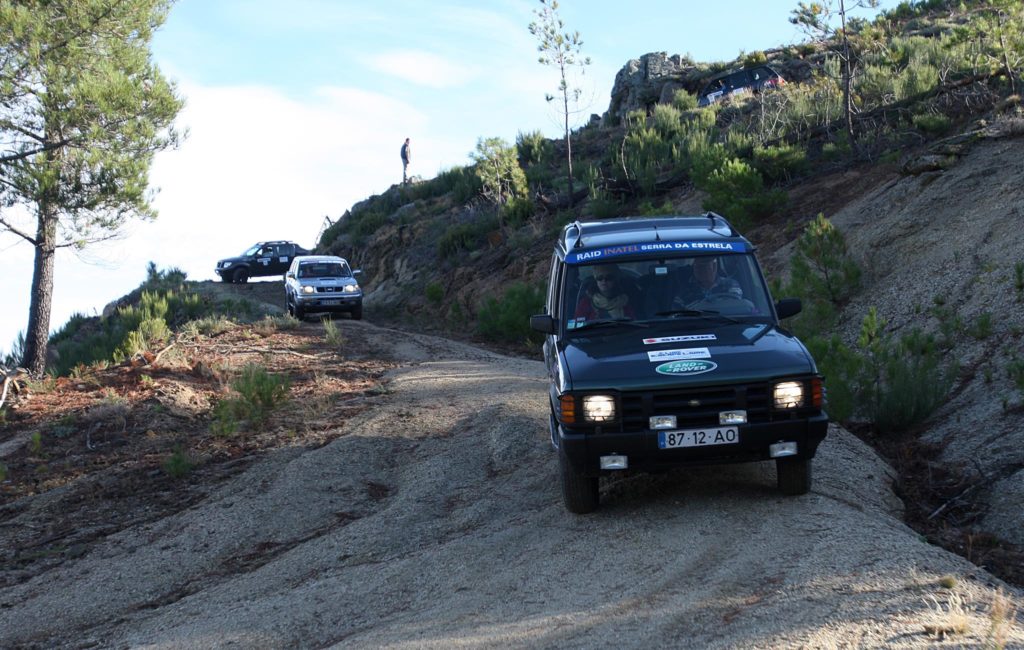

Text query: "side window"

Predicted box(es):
[546, 254, 561, 317]
[281, 244, 294, 257]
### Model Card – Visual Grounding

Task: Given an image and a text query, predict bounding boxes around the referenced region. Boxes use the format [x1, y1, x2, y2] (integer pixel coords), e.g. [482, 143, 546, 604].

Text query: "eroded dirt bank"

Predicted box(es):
[1, 318, 1022, 648]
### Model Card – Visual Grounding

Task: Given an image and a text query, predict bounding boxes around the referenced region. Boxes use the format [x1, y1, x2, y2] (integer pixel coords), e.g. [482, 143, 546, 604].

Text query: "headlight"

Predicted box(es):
[582, 395, 616, 422]
[301, 285, 315, 294]
[773, 381, 804, 409]
[344, 283, 359, 293]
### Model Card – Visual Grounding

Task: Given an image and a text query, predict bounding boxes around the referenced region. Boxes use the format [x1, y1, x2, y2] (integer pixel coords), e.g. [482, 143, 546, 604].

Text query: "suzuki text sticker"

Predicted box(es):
[643, 334, 717, 345]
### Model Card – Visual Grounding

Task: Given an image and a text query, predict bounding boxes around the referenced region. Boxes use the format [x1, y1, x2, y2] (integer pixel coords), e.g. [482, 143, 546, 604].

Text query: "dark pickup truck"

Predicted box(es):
[215, 241, 310, 283]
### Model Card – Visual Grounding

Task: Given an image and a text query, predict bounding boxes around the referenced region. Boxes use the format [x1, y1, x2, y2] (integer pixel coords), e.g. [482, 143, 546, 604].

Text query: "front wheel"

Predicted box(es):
[351, 305, 363, 320]
[559, 451, 599, 514]
[777, 457, 812, 495]
[233, 267, 249, 284]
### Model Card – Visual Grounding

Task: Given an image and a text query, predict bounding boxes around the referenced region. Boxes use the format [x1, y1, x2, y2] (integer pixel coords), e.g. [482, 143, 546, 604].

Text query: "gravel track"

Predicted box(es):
[1, 320, 1021, 648]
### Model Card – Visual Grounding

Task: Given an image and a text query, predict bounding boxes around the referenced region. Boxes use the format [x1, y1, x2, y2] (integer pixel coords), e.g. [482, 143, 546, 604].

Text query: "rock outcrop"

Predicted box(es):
[605, 52, 697, 124]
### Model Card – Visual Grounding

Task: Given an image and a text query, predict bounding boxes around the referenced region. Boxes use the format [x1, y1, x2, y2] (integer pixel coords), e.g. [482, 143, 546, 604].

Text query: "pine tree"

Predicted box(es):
[0, 0, 184, 374]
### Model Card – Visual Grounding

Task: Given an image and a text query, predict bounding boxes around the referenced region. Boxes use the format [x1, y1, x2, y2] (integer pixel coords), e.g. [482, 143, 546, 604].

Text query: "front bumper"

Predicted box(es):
[558, 413, 828, 476]
[295, 293, 362, 313]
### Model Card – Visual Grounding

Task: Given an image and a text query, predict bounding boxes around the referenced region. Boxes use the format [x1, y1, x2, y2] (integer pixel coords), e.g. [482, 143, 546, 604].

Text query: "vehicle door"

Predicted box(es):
[727, 70, 754, 98]
[268, 244, 293, 274]
[253, 245, 275, 274]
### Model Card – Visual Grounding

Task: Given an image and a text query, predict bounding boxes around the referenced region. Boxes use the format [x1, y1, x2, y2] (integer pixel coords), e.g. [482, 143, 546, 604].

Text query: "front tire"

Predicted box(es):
[233, 267, 249, 284]
[351, 305, 363, 320]
[777, 457, 812, 495]
[559, 451, 599, 514]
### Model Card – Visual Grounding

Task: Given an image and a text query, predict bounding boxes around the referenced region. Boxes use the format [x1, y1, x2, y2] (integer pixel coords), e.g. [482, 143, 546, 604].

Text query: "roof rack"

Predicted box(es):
[703, 211, 738, 237]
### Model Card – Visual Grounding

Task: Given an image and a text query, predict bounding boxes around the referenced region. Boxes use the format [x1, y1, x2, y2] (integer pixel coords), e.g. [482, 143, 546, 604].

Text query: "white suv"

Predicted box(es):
[284, 255, 363, 320]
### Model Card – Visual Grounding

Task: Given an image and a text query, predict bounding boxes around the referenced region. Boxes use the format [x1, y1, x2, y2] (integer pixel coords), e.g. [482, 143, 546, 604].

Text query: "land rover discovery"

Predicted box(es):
[530, 214, 827, 513]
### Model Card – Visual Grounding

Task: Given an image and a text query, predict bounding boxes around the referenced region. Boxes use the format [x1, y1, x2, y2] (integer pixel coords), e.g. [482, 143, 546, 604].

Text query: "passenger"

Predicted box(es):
[675, 256, 742, 306]
[575, 265, 636, 320]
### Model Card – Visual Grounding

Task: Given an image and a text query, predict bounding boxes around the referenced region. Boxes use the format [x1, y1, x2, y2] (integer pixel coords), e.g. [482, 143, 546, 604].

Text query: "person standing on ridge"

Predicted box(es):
[401, 137, 411, 185]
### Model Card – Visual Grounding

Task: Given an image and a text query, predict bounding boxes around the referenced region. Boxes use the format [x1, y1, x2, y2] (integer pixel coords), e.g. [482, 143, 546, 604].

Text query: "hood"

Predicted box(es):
[218, 255, 248, 265]
[561, 323, 814, 391]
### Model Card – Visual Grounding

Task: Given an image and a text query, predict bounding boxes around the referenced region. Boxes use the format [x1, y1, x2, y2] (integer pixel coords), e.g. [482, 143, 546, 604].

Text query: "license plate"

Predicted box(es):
[658, 427, 739, 449]
[322, 299, 341, 306]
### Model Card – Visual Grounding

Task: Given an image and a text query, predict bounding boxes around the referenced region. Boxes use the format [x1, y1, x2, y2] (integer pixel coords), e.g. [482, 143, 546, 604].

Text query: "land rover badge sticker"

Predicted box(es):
[655, 360, 718, 375]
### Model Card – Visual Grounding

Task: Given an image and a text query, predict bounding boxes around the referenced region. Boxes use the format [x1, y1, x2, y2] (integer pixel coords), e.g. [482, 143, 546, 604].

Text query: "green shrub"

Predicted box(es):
[701, 158, 785, 227]
[162, 446, 194, 479]
[516, 129, 552, 165]
[437, 165, 483, 204]
[503, 197, 534, 228]
[1015, 262, 1024, 299]
[1008, 357, 1024, 393]
[637, 200, 676, 216]
[742, 50, 767, 67]
[969, 312, 993, 340]
[322, 318, 343, 346]
[753, 145, 810, 183]
[425, 282, 444, 305]
[783, 214, 861, 338]
[471, 137, 529, 205]
[476, 282, 545, 345]
[211, 364, 291, 434]
[651, 104, 684, 139]
[912, 112, 952, 135]
[437, 215, 500, 260]
[857, 308, 956, 434]
[672, 89, 698, 111]
[621, 125, 671, 196]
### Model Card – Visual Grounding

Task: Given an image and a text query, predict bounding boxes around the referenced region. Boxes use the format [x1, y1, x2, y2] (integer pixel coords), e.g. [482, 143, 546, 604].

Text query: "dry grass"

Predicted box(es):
[923, 590, 972, 639]
[985, 588, 1018, 650]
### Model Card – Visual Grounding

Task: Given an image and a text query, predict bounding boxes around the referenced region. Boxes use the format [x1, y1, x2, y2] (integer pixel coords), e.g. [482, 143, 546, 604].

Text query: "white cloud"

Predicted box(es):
[364, 50, 478, 89]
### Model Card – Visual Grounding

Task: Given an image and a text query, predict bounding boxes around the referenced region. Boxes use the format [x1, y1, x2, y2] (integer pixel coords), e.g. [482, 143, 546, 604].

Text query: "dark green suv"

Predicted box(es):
[530, 214, 827, 513]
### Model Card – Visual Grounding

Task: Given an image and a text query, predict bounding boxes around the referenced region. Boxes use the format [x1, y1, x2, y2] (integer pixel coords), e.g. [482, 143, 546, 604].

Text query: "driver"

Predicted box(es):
[674, 256, 742, 306]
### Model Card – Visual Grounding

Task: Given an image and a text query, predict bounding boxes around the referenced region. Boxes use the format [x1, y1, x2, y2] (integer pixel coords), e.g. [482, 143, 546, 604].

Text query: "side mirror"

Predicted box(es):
[353, 269, 362, 276]
[775, 298, 802, 320]
[530, 314, 556, 335]
[285, 271, 295, 279]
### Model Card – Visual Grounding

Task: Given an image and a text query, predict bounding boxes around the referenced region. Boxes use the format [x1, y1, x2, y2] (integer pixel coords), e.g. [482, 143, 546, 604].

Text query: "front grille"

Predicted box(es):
[317, 286, 337, 293]
[620, 382, 772, 432]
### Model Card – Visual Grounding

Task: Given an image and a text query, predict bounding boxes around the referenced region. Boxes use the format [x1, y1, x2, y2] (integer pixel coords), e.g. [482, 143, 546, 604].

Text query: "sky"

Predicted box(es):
[0, 0, 896, 358]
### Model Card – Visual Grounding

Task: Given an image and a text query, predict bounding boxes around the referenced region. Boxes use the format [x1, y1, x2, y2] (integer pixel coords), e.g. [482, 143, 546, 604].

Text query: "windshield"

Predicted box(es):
[297, 261, 350, 278]
[243, 244, 262, 256]
[563, 253, 773, 332]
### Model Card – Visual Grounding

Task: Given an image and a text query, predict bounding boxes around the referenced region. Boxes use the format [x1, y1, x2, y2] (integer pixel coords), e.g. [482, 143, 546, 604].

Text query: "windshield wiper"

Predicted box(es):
[654, 309, 744, 324]
[571, 318, 648, 332]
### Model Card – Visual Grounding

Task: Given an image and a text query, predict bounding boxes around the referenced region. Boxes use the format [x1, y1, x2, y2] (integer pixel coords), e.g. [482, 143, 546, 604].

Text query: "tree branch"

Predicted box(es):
[0, 216, 38, 246]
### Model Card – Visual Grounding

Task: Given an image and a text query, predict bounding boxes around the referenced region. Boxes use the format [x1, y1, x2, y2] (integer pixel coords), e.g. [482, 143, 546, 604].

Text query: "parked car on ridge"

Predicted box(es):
[697, 65, 785, 107]
[215, 241, 311, 284]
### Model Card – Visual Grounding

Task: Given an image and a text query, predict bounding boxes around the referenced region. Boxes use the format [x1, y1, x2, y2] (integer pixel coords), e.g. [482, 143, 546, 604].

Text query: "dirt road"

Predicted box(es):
[2, 314, 1022, 648]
